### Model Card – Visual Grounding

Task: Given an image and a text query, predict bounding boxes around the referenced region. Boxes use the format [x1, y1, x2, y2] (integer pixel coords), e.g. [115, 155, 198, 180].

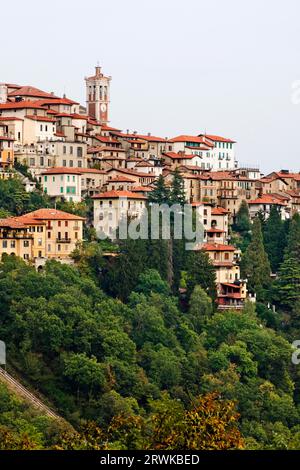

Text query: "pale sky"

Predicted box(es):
[2, 0, 300, 173]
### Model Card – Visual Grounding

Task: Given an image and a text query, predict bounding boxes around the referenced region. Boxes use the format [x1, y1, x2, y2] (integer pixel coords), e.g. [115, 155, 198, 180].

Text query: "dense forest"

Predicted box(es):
[1, 174, 300, 450]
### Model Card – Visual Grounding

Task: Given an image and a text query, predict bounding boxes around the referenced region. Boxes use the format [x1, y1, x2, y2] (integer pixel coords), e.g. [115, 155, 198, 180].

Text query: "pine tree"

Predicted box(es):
[286, 213, 300, 257]
[276, 256, 300, 310]
[148, 175, 170, 205]
[170, 168, 186, 206]
[240, 217, 271, 298]
[275, 213, 300, 312]
[263, 205, 286, 273]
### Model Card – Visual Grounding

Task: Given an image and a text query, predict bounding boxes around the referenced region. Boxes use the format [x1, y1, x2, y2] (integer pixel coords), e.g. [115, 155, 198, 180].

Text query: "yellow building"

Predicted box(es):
[0, 209, 84, 263]
[0, 218, 33, 261]
[0, 126, 14, 169]
[21, 209, 84, 260]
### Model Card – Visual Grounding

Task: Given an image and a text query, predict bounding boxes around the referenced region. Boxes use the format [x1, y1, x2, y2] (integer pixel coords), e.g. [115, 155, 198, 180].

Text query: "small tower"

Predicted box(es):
[85, 65, 111, 125]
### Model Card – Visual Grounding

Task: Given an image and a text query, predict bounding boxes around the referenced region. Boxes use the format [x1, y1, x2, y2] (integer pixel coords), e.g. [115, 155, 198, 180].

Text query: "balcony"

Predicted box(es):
[56, 238, 71, 243]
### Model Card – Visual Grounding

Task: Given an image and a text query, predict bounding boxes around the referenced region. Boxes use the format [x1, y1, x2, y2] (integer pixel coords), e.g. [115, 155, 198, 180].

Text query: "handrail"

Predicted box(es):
[0, 367, 60, 420]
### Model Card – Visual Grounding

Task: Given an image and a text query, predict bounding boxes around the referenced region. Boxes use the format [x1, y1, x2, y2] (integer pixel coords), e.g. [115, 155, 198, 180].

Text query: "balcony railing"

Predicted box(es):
[56, 238, 71, 243]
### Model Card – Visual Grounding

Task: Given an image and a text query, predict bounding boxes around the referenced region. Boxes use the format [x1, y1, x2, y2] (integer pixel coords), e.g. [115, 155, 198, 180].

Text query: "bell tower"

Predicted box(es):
[85, 65, 111, 125]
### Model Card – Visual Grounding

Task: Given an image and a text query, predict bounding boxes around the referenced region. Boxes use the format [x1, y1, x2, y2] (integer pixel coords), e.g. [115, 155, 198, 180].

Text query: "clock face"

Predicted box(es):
[100, 103, 107, 112]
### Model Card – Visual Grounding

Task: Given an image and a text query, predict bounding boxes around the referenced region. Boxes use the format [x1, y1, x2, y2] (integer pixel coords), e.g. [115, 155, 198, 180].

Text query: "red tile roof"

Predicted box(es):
[8, 86, 59, 99]
[199, 134, 236, 143]
[35, 98, 79, 106]
[163, 152, 195, 160]
[94, 135, 120, 144]
[0, 101, 45, 110]
[92, 190, 147, 200]
[26, 115, 56, 123]
[131, 186, 153, 192]
[168, 135, 206, 143]
[135, 161, 154, 167]
[211, 207, 229, 215]
[202, 243, 235, 251]
[0, 218, 27, 229]
[23, 208, 85, 221]
[108, 176, 135, 183]
[206, 228, 225, 233]
[248, 195, 287, 205]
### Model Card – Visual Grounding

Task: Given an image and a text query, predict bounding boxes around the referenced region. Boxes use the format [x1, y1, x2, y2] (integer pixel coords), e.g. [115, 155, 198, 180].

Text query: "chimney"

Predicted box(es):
[95, 65, 101, 76]
[51, 91, 55, 96]
[148, 132, 151, 136]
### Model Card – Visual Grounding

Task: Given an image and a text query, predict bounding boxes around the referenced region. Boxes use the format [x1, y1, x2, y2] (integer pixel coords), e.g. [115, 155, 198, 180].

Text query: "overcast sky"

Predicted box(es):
[2, 0, 300, 173]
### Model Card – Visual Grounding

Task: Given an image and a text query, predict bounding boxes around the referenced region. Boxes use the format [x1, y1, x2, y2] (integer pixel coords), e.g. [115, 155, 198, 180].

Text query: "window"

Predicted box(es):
[23, 240, 30, 247]
[108, 212, 113, 221]
[78, 161, 82, 168]
[44, 175, 47, 182]
[75, 232, 78, 239]
[67, 175, 70, 182]
[40, 157, 44, 166]
[2, 241, 7, 248]
[77, 147, 83, 157]
[45, 125, 48, 131]
[99, 213, 104, 221]
[69, 160, 73, 167]
[48, 231, 51, 239]
[10, 241, 16, 248]
[224, 252, 229, 260]
[23, 254, 29, 260]
[65, 221, 68, 227]
[30, 158, 35, 166]
[40, 125, 43, 131]
[60, 187, 64, 193]
[58, 244, 61, 251]
[72, 175, 75, 182]
[48, 244, 51, 252]
[63, 160, 67, 167]
[63, 146, 66, 154]
[70, 146, 73, 155]
[52, 176, 55, 182]
[66, 186, 76, 194]
[38, 238, 42, 246]
[61, 175, 64, 181]
[58, 232, 61, 240]
[58, 221, 61, 227]
[65, 232, 68, 239]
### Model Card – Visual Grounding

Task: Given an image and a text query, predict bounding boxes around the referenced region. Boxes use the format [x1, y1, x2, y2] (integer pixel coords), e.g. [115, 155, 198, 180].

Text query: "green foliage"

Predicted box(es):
[263, 206, 286, 273]
[0, 177, 51, 215]
[241, 217, 271, 299]
[148, 175, 170, 205]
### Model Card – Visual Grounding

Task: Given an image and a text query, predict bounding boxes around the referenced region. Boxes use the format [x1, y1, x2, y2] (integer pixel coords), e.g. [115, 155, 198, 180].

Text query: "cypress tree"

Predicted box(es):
[233, 200, 251, 234]
[240, 217, 271, 298]
[263, 205, 286, 273]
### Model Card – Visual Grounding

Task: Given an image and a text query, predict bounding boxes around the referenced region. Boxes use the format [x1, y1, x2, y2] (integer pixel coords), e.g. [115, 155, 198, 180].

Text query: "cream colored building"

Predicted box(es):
[92, 190, 147, 238]
[41, 168, 82, 202]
